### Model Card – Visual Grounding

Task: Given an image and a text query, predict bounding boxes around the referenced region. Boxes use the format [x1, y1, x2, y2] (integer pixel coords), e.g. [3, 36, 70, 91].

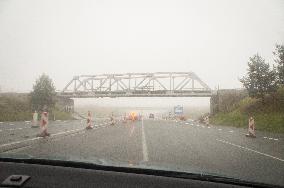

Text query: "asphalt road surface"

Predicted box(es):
[0, 118, 283, 186]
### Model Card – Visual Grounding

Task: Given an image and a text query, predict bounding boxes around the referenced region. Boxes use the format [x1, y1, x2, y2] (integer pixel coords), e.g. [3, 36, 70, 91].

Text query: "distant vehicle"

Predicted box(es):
[149, 113, 154, 119]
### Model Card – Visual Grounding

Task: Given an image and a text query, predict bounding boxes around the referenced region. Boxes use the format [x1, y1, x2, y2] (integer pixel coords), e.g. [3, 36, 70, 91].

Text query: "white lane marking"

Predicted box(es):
[0, 130, 2, 132]
[207, 127, 211, 129]
[54, 131, 86, 141]
[263, 136, 279, 141]
[218, 129, 222, 131]
[0, 122, 3, 124]
[25, 121, 31, 123]
[52, 128, 84, 137]
[196, 125, 200, 127]
[216, 139, 284, 162]
[202, 126, 205, 128]
[129, 125, 135, 137]
[4, 145, 33, 154]
[229, 130, 234, 133]
[141, 118, 149, 162]
[3, 127, 29, 131]
[185, 123, 189, 125]
[0, 137, 41, 148]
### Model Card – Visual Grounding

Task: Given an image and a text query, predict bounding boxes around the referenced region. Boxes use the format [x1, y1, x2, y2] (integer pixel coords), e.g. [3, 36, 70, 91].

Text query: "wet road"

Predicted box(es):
[0, 119, 283, 186]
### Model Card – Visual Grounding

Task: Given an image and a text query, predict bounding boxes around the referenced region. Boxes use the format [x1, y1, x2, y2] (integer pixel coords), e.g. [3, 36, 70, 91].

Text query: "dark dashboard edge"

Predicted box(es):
[0, 157, 281, 188]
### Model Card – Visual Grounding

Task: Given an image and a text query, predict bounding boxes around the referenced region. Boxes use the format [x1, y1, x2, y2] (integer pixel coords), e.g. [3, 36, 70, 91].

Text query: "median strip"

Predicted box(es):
[0, 128, 85, 153]
[0, 123, 111, 153]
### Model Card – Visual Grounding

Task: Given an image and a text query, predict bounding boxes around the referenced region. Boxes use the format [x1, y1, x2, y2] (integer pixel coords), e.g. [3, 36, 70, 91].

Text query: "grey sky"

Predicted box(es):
[0, 0, 284, 93]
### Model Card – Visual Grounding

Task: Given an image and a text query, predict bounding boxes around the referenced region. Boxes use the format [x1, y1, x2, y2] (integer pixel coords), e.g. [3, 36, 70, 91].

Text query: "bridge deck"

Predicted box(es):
[58, 91, 212, 98]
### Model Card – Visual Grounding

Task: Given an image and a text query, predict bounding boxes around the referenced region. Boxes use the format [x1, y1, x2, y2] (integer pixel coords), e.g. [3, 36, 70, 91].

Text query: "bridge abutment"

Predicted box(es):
[210, 89, 247, 115]
[56, 97, 74, 113]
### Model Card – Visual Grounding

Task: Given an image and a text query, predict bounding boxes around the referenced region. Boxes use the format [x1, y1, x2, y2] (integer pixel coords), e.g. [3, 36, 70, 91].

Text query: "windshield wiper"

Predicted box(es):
[0, 157, 281, 188]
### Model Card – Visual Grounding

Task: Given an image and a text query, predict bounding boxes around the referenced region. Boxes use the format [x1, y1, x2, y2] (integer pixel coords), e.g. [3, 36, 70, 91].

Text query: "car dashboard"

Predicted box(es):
[0, 158, 279, 188]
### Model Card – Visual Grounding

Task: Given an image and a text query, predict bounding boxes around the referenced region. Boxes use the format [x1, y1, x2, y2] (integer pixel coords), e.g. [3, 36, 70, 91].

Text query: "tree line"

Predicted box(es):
[240, 44, 284, 104]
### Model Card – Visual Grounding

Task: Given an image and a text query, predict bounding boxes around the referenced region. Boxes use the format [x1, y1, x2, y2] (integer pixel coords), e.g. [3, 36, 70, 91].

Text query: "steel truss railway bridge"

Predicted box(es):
[59, 72, 212, 98]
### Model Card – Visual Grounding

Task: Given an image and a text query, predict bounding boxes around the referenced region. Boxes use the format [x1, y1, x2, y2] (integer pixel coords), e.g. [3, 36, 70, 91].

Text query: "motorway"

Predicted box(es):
[0, 118, 283, 186]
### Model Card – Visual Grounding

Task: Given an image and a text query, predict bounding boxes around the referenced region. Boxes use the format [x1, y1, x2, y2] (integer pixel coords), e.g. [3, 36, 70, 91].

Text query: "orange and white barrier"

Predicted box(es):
[86, 111, 93, 129]
[246, 117, 256, 138]
[39, 111, 50, 137]
[204, 116, 209, 126]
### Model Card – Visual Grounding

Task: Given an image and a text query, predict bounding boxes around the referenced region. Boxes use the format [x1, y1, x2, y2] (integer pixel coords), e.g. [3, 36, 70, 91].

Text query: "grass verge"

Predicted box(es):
[211, 110, 284, 133]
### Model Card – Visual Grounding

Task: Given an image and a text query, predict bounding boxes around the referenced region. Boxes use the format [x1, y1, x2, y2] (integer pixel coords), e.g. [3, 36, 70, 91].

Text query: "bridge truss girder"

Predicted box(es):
[60, 72, 212, 98]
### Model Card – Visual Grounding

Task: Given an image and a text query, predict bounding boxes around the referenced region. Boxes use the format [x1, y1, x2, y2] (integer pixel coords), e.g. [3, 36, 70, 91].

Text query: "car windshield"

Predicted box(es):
[0, 0, 283, 186]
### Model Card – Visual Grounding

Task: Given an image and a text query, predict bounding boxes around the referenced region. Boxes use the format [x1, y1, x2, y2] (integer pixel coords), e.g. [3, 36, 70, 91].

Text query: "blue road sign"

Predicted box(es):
[174, 105, 183, 115]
